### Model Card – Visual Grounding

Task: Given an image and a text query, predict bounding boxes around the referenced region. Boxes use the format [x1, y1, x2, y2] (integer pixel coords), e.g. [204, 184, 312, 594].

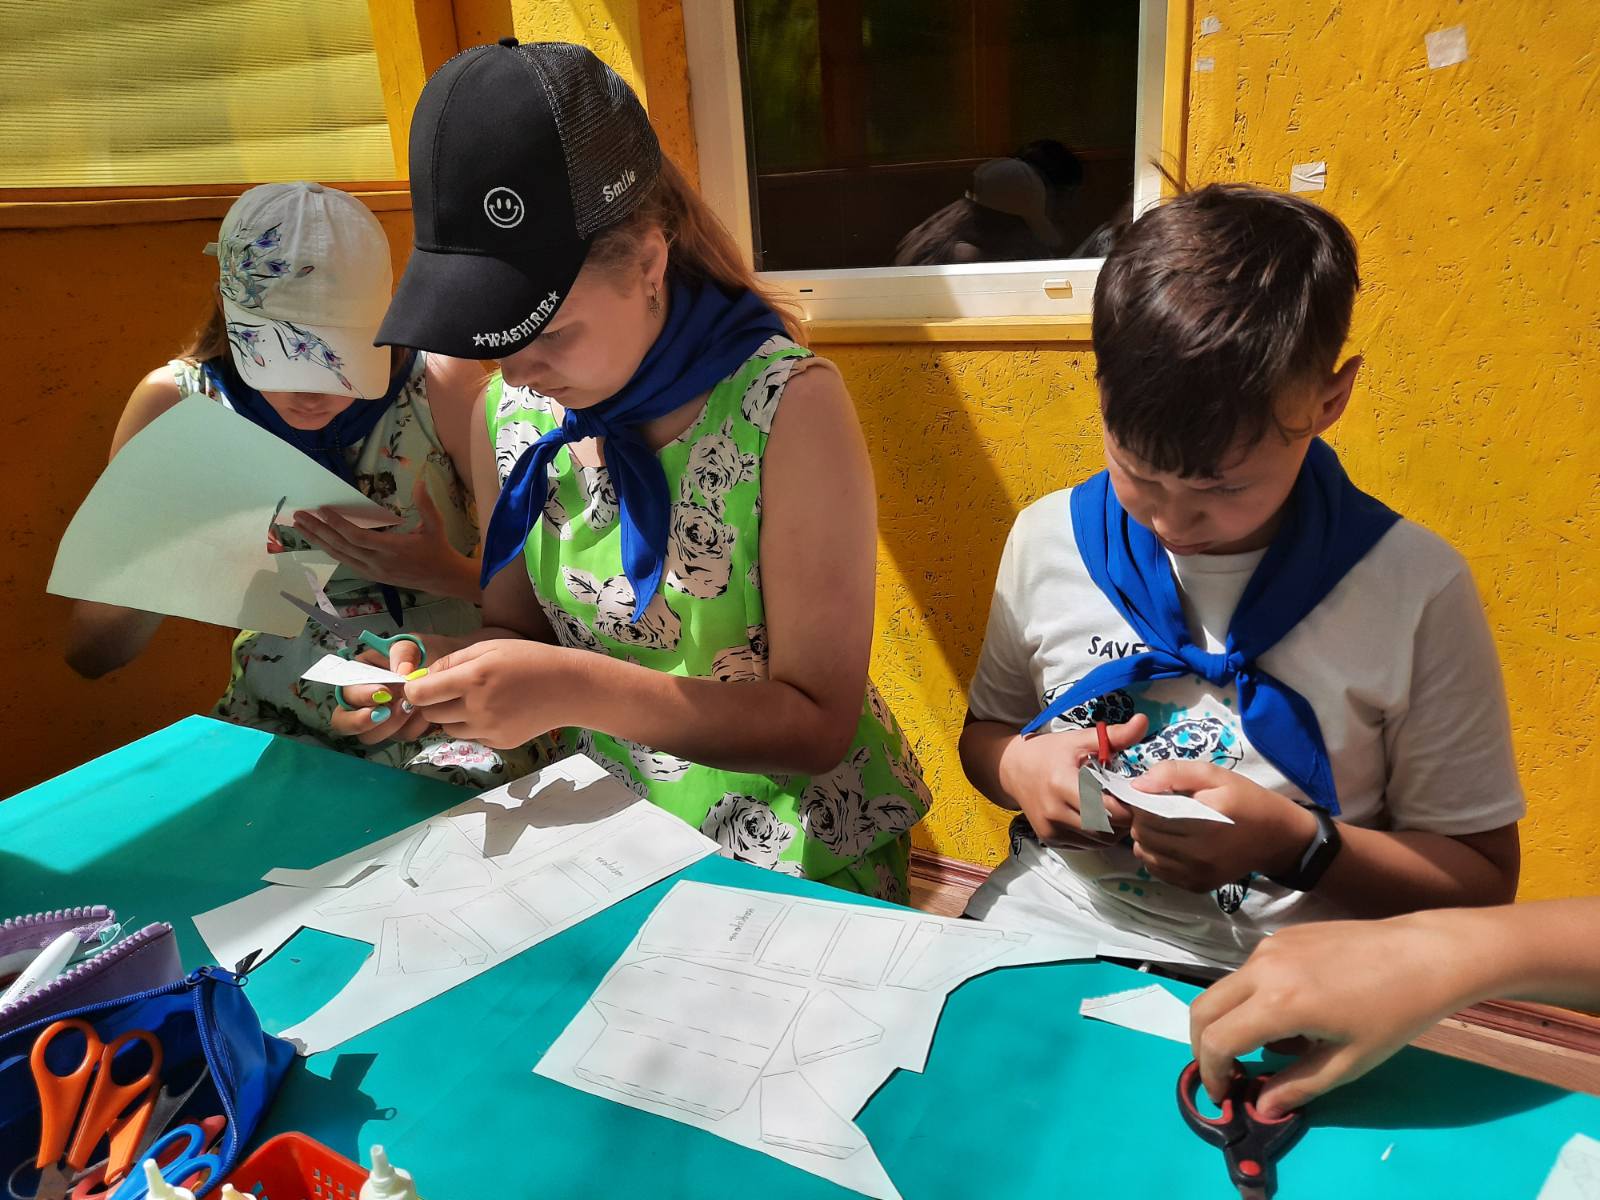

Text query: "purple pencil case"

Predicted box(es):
[0, 907, 181, 1036]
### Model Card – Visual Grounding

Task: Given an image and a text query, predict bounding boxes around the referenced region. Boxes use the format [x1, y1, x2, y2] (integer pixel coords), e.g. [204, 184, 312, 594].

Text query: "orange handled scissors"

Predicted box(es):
[31, 1019, 163, 1190]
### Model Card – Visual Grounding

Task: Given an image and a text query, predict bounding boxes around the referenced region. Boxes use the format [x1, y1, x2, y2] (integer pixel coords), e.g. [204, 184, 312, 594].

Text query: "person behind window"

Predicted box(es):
[64, 182, 544, 788]
[958, 183, 1522, 973]
[344, 40, 933, 900]
[893, 154, 1065, 266]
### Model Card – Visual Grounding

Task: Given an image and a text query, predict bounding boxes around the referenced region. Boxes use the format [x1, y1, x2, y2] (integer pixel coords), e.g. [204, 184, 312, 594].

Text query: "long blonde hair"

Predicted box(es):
[588, 156, 805, 344]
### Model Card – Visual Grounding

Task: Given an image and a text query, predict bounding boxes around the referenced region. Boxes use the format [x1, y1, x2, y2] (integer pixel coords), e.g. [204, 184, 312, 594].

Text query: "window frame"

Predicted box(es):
[683, 0, 1191, 341]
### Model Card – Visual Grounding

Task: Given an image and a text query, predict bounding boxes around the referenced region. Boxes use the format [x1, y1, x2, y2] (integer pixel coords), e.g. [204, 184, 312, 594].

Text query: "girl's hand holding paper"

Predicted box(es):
[403, 639, 568, 749]
[1129, 761, 1320, 892]
[294, 478, 479, 601]
[329, 638, 433, 744]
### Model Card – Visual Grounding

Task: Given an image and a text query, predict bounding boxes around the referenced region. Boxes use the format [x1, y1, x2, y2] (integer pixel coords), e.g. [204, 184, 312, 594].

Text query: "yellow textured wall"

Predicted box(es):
[1179, 0, 1600, 900]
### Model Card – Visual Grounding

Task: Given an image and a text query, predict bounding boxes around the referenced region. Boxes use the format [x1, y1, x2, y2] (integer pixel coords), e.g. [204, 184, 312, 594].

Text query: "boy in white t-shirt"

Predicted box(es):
[961, 184, 1523, 973]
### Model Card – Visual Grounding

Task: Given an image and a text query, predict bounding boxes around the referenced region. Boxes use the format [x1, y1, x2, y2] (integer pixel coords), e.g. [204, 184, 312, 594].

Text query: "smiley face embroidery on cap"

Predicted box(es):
[483, 187, 525, 229]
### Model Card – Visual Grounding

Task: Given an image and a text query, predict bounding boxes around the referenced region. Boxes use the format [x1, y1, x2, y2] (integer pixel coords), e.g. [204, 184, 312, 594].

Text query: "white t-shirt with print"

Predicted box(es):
[963, 487, 1524, 971]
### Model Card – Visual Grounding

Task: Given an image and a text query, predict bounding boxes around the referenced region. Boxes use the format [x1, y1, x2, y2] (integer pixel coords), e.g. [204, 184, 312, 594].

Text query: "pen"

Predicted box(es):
[0, 929, 79, 1010]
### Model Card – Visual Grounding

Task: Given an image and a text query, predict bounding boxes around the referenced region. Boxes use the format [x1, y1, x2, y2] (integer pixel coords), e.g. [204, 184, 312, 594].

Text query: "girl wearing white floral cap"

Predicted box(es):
[65, 181, 543, 787]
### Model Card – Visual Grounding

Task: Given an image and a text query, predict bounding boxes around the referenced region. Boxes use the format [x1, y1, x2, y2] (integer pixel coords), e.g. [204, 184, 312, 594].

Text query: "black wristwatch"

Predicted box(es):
[1267, 807, 1342, 892]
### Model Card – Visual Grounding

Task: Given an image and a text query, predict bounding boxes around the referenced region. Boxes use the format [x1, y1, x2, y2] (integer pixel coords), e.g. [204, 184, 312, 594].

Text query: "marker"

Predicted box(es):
[0, 930, 79, 1010]
[1095, 720, 1112, 766]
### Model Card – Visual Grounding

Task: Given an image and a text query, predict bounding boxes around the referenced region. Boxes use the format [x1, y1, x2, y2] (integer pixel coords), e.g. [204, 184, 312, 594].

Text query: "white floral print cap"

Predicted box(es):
[206, 182, 392, 399]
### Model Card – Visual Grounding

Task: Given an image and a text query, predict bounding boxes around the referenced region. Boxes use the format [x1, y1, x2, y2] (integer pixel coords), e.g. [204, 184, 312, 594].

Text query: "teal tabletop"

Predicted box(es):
[2, 716, 1595, 1199]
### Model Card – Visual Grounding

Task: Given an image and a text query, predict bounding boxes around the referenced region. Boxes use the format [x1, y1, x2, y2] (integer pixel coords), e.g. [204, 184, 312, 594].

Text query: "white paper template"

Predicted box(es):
[300, 654, 411, 688]
[1425, 24, 1469, 70]
[1290, 161, 1328, 193]
[1538, 1134, 1600, 1200]
[48, 397, 397, 637]
[1079, 984, 1193, 1045]
[1082, 762, 1234, 825]
[194, 755, 717, 1054]
[536, 882, 1097, 1199]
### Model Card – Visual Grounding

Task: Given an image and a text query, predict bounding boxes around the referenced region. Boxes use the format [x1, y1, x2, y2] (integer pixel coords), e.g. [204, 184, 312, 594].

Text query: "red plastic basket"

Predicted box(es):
[221, 1133, 367, 1200]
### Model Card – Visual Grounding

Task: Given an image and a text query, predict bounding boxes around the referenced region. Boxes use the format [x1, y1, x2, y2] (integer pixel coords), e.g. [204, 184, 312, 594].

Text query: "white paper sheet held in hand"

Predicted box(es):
[535, 882, 1097, 1200]
[193, 754, 717, 1054]
[48, 396, 398, 637]
[1077, 760, 1233, 832]
[300, 654, 412, 688]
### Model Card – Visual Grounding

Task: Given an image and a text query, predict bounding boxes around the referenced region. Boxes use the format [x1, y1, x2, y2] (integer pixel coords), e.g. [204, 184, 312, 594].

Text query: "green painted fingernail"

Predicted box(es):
[371, 707, 391, 723]
[406, 668, 429, 681]
[373, 690, 393, 705]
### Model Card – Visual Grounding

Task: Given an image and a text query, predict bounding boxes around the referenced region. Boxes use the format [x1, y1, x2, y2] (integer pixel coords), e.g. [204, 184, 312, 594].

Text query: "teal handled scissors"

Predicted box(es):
[279, 591, 428, 710]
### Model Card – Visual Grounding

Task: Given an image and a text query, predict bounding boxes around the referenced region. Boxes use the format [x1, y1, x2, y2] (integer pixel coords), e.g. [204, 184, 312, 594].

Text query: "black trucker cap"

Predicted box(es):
[377, 38, 663, 358]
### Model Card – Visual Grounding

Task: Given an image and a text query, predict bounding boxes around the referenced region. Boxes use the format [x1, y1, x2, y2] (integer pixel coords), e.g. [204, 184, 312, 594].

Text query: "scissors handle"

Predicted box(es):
[67, 1032, 162, 1173]
[353, 631, 427, 667]
[106, 1125, 223, 1200]
[32, 1020, 101, 1168]
[1177, 1061, 1306, 1199]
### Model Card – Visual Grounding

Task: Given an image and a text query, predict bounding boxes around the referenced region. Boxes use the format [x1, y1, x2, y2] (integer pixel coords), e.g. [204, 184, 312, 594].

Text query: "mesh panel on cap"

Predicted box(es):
[522, 42, 662, 238]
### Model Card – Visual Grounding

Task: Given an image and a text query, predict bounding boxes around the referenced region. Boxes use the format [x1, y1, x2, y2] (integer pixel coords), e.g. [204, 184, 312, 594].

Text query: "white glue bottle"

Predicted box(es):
[137, 1160, 196, 1200]
[359, 1145, 419, 1200]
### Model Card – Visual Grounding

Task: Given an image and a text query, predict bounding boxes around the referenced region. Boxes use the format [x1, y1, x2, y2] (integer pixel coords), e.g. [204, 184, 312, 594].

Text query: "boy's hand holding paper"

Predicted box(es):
[1008, 716, 1148, 849]
[1124, 761, 1322, 894]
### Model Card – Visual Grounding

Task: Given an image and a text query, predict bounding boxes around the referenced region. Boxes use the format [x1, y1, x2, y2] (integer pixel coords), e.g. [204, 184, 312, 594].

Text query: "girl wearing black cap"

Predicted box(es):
[354, 40, 931, 900]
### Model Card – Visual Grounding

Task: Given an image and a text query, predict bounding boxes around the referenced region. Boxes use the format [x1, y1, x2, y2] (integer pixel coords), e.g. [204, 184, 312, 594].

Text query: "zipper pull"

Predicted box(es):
[188, 965, 246, 987]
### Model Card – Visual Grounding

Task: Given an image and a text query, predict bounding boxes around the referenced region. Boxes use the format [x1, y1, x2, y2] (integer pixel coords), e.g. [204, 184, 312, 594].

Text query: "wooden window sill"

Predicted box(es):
[804, 315, 1093, 345]
[0, 182, 411, 230]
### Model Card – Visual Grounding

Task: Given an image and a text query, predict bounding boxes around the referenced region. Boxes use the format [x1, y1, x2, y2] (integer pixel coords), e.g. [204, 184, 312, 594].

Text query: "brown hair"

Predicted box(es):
[586, 156, 806, 344]
[180, 294, 231, 364]
[1092, 182, 1360, 478]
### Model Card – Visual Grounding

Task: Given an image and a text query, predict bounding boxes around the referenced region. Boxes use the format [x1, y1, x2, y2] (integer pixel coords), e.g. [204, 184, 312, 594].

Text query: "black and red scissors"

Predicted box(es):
[1177, 1060, 1308, 1199]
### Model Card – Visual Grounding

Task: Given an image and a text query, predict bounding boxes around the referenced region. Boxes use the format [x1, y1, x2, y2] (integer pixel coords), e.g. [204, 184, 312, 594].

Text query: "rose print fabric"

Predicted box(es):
[169, 355, 545, 788]
[488, 337, 932, 900]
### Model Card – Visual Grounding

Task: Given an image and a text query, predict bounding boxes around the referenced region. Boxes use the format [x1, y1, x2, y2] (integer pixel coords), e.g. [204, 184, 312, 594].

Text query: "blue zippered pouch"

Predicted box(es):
[0, 965, 294, 1198]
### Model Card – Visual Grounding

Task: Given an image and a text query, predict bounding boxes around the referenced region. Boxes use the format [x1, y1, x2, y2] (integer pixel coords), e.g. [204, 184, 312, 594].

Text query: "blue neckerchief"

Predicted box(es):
[481, 277, 785, 621]
[1025, 439, 1400, 814]
[202, 351, 417, 625]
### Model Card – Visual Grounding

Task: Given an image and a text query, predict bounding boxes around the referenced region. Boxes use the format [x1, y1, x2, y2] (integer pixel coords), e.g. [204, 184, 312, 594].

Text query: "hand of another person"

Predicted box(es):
[1189, 913, 1480, 1116]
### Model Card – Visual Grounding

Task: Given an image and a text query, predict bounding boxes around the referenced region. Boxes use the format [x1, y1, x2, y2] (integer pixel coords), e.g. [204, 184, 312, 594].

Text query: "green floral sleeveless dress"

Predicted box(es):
[487, 336, 933, 901]
[170, 354, 545, 788]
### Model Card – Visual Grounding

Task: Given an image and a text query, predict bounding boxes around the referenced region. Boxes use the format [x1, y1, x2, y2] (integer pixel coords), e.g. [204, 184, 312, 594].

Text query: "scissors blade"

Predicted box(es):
[279, 591, 363, 644]
[31, 1164, 74, 1200]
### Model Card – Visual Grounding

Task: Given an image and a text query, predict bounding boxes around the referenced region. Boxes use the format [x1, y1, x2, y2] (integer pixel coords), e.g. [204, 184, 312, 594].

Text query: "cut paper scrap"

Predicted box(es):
[1195, 56, 1215, 72]
[48, 396, 397, 637]
[1198, 15, 1221, 35]
[300, 654, 411, 688]
[536, 881, 1097, 1200]
[194, 754, 717, 1054]
[1538, 1133, 1600, 1200]
[1079, 984, 1192, 1045]
[1425, 24, 1469, 71]
[1290, 161, 1327, 194]
[1081, 761, 1234, 826]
